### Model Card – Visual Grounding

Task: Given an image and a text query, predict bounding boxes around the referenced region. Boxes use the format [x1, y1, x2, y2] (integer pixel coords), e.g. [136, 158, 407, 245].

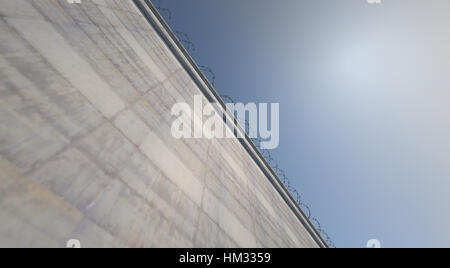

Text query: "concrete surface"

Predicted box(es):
[0, 0, 323, 248]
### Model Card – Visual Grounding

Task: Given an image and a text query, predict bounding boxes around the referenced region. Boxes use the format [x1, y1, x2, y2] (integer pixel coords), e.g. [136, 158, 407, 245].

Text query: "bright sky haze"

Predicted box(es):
[155, 0, 450, 247]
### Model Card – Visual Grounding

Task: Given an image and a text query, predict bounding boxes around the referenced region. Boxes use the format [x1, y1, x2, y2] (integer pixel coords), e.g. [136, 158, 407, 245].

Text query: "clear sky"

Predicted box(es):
[154, 0, 450, 247]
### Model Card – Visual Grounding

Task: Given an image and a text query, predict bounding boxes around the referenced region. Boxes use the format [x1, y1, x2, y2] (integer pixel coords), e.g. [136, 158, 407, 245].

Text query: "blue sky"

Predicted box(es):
[154, 0, 450, 247]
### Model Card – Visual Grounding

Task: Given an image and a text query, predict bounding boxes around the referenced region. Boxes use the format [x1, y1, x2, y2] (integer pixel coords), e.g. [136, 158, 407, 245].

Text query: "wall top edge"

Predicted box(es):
[131, 0, 329, 248]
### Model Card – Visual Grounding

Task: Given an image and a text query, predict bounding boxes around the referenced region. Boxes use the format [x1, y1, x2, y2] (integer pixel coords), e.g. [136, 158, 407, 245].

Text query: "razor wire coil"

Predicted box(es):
[152, 0, 336, 248]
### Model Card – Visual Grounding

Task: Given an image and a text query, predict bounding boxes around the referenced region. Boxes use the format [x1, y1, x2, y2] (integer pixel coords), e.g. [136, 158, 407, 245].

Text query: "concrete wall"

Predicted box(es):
[0, 0, 322, 248]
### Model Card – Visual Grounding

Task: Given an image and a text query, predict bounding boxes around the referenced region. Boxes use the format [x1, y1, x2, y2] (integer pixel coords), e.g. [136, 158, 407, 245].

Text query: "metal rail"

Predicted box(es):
[132, 0, 331, 248]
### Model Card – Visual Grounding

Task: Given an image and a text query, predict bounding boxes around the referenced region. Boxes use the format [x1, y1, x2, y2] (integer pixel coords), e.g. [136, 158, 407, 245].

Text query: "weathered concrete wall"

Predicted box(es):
[0, 0, 322, 248]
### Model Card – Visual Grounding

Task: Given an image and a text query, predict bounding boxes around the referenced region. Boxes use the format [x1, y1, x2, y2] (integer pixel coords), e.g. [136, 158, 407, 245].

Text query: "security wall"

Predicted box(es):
[0, 0, 322, 248]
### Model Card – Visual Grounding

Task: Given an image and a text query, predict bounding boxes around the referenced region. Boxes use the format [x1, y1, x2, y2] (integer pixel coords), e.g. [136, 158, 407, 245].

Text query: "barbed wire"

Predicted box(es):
[221, 95, 335, 248]
[154, 0, 172, 23]
[152, 0, 335, 248]
[174, 30, 196, 53]
[199, 65, 216, 86]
